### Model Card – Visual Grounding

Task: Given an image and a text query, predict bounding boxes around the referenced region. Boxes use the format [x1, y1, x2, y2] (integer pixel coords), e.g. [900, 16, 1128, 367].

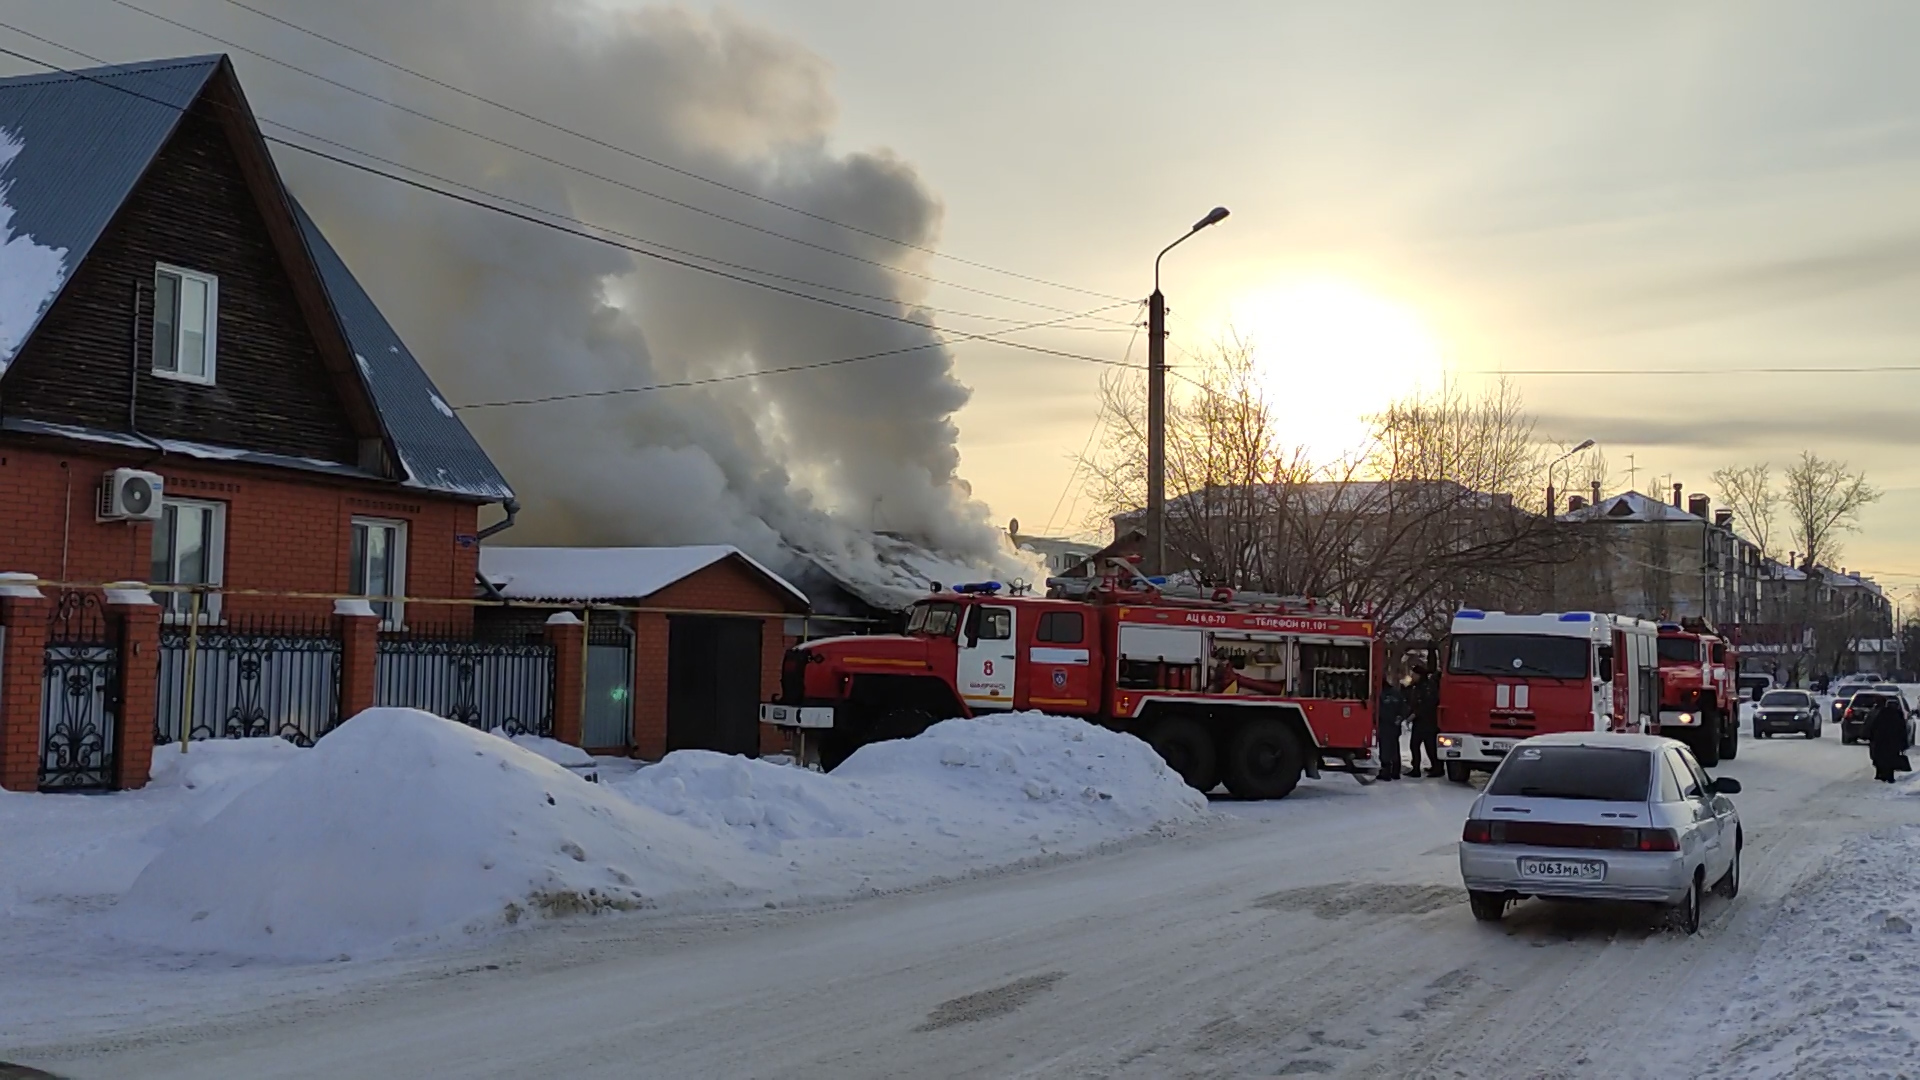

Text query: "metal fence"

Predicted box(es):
[156, 616, 342, 747]
[375, 628, 554, 736]
[41, 591, 120, 790]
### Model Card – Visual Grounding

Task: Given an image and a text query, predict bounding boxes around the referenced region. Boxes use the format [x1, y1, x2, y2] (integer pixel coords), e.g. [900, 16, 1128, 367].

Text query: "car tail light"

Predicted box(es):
[1634, 828, 1682, 852]
[1462, 820, 1493, 844]
[1462, 821, 1679, 851]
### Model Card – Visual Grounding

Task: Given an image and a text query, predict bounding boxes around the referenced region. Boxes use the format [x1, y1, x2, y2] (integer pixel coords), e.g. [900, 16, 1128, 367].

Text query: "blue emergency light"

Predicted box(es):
[1147, 576, 1168, 585]
[1558, 612, 1592, 622]
[954, 582, 1003, 595]
[1659, 622, 1682, 632]
[1455, 609, 1486, 619]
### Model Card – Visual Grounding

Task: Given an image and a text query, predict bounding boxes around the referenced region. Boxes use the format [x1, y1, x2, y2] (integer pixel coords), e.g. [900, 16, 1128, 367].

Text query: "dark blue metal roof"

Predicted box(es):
[0, 55, 513, 502]
[292, 198, 514, 501]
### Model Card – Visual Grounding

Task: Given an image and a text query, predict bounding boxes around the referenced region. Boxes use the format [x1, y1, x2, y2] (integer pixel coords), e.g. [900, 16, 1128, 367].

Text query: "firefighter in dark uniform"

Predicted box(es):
[1375, 673, 1406, 781]
[1406, 663, 1442, 778]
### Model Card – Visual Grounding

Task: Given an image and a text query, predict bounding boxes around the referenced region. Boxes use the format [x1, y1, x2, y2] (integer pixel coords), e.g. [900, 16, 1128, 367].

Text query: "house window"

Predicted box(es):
[350, 517, 407, 627]
[151, 498, 226, 620]
[153, 264, 218, 383]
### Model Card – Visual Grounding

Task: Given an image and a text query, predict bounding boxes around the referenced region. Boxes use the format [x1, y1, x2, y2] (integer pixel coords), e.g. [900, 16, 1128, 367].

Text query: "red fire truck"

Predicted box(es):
[1436, 609, 1662, 783]
[1652, 618, 1740, 766]
[760, 564, 1382, 799]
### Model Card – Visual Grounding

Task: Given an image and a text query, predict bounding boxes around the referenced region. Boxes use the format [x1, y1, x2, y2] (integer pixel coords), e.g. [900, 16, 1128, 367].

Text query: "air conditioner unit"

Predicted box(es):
[99, 468, 164, 521]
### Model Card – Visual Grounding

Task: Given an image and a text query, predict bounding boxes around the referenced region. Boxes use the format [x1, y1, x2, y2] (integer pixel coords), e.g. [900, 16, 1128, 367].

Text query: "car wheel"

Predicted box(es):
[1468, 890, 1507, 922]
[1147, 716, 1219, 794]
[1843, 733, 1857, 746]
[1805, 724, 1819, 740]
[1671, 872, 1703, 935]
[1756, 729, 1769, 740]
[1716, 838, 1741, 899]
[1220, 717, 1302, 801]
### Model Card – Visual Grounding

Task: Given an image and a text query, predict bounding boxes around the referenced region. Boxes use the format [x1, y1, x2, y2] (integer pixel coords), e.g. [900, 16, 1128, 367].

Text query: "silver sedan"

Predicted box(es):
[1457, 732, 1742, 933]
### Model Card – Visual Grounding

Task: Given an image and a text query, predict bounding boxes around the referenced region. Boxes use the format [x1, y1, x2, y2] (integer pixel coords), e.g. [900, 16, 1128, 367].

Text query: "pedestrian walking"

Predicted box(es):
[1375, 674, 1405, 781]
[1406, 664, 1442, 778]
[1867, 696, 1910, 784]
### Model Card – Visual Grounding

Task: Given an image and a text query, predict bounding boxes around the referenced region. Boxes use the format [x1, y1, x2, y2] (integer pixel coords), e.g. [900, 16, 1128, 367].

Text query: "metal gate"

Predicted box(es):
[40, 591, 120, 791]
[584, 617, 634, 750]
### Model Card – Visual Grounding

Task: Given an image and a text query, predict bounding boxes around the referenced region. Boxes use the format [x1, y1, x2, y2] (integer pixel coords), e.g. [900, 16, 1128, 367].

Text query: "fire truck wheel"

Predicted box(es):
[1445, 762, 1472, 785]
[1146, 717, 1218, 794]
[876, 707, 935, 743]
[1695, 713, 1722, 767]
[1222, 718, 1303, 801]
[1720, 709, 1739, 760]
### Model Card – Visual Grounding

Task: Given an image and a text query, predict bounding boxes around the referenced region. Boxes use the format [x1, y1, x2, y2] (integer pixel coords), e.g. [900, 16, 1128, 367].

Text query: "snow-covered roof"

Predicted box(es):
[480, 545, 808, 609]
[1559, 490, 1699, 523]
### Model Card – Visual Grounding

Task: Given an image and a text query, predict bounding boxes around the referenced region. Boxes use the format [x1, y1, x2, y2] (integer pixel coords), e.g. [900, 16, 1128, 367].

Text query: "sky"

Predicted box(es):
[7, 0, 1919, 601]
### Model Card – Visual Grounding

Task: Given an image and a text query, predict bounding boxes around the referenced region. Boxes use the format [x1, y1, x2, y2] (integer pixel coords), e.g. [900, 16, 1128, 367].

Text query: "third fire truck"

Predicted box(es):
[1436, 609, 1662, 782]
[761, 561, 1382, 800]
[1651, 618, 1740, 766]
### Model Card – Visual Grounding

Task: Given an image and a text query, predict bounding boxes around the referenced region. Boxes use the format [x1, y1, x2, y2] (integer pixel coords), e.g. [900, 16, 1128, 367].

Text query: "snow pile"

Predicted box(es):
[489, 727, 599, 781]
[0, 128, 71, 373]
[110, 710, 760, 961]
[1689, 825, 1920, 1079]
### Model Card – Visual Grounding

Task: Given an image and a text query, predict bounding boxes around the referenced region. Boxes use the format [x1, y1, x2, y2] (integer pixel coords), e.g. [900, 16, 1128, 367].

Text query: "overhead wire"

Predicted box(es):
[207, 0, 1131, 304]
[1040, 304, 1145, 537]
[95, 0, 1136, 321]
[0, 37, 1146, 396]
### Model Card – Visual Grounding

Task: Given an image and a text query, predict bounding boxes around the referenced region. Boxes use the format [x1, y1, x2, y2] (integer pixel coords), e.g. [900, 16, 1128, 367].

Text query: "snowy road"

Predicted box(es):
[15, 732, 1914, 1079]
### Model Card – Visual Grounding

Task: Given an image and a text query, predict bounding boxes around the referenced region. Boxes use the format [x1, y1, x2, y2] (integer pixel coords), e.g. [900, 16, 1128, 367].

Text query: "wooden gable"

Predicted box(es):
[0, 63, 387, 469]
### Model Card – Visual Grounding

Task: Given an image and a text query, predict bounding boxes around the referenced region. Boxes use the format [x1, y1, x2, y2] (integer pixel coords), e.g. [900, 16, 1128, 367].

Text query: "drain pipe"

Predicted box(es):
[474, 498, 520, 600]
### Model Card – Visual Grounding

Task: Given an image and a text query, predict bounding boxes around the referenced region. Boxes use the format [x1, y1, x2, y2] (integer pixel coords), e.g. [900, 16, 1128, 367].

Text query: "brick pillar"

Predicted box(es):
[546, 612, 585, 747]
[0, 575, 52, 792]
[334, 599, 381, 725]
[105, 584, 161, 790]
[632, 612, 669, 760]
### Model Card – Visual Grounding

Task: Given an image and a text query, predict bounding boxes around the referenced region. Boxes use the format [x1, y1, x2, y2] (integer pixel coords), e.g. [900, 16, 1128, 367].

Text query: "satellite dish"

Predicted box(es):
[1008, 517, 1021, 537]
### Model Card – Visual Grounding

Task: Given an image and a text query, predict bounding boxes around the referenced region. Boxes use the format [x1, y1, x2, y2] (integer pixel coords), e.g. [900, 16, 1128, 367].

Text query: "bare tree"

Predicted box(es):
[1782, 451, 1880, 570]
[1711, 462, 1778, 558]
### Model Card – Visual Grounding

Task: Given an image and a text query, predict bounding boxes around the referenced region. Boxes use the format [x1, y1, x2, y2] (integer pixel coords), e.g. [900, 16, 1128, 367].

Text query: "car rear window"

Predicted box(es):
[1485, 746, 1652, 801]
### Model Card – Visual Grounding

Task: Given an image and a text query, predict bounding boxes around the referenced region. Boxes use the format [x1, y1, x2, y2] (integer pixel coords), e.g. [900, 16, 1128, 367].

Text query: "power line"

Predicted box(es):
[208, 0, 1130, 305]
[95, 0, 1135, 321]
[0, 38, 1142, 382]
[456, 302, 1132, 409]
[1041, 305, 1144, 536]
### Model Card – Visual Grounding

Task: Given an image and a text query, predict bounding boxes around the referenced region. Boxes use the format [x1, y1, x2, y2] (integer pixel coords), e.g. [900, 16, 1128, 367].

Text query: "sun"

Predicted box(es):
[1217, 278, 1447, 461]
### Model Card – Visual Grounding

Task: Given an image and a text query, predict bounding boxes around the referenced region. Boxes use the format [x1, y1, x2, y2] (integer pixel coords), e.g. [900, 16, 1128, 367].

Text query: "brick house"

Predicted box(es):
[0, 56, 517, 791]
[477, 547, 809, 759]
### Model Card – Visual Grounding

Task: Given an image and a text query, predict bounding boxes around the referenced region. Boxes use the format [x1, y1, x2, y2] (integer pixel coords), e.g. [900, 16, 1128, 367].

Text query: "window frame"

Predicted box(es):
[1036, 610, 1085, 644]
[151, 263, 220, 386]
[151, 496, 227, 623]
[349, 516, 409, 630]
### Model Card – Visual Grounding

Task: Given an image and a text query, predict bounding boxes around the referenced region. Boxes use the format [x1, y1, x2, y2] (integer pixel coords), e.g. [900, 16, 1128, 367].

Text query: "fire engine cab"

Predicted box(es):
[1652, 618, 1740, 766]
[1436, 609, 1661, 782]
[761, 562, 1383, 800]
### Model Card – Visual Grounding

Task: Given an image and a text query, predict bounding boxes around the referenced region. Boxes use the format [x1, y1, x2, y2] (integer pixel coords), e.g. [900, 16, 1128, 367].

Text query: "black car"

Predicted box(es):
[1753, 689, 1821, 739]
[1840, 690, 1916, 746]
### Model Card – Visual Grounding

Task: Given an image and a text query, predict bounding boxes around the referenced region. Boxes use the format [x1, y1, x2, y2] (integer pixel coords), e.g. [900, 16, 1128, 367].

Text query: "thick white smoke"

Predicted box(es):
[232, 1, 1033, 594]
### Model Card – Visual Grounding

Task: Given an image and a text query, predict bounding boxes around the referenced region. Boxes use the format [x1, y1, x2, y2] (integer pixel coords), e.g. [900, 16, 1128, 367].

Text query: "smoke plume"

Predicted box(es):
[223, 0, 1029, 594]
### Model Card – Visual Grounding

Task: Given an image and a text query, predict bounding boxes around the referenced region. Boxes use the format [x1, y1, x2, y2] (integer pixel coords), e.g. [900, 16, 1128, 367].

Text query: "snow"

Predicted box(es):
[429, 391, 455, 418]
[490, 727, 599, 780]
[800, 532, 1045, 612]
[481, 544, 807, 606]
[6, 708, 1199, 968]
[0, 127, 71, 374]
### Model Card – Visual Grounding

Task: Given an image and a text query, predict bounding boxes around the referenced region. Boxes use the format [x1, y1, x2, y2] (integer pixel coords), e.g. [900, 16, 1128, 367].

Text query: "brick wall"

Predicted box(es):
[0, 443, 479, 625]
[625, 555, 800, 760]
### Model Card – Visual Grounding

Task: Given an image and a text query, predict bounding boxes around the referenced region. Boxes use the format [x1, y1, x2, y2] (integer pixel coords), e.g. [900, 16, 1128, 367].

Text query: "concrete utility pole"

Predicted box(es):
[1146, 206, 1229, 577]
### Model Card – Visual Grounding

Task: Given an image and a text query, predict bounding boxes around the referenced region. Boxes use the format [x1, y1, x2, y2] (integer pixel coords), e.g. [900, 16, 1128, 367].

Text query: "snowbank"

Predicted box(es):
[490, 728, 599, 781]
[110, 710, 760, 961]
[103, 710, 1204, 961]
[1689, 824, 1920, 1079]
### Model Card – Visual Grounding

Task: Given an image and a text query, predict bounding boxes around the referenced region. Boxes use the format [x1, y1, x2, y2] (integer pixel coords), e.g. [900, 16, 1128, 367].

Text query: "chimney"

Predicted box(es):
[1714, 509, 1734, 527]
[1568, 495, 1588, 512]
[1671, 482, 1684, 508]
[1590, 480, 1601, 506]
[1688, 493, 1710, 518]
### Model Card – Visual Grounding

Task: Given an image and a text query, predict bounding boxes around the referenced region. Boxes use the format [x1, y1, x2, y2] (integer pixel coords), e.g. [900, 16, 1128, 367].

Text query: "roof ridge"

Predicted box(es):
[0, 54, 225, 89]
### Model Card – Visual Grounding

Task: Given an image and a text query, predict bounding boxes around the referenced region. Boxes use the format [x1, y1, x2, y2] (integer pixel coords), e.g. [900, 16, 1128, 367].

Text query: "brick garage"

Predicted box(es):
[478, 547, 809, 759]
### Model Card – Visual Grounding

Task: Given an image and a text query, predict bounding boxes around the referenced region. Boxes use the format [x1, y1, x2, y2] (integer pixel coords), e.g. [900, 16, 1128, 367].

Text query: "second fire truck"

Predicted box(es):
[761, 562, 1382, 800]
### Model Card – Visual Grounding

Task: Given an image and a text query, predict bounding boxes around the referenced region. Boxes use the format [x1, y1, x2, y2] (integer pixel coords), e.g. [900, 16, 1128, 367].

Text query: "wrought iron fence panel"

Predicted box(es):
[40, 590, 119, 791]
[156, 616, 343, 748]
[375, 632, 554, 736]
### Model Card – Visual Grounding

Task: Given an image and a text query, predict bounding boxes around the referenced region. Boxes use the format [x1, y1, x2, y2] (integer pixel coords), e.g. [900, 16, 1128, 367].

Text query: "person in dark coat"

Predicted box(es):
[1867, 696, 1909, 783]
[1406, 664, 1442, 778]
[1376, 675, 1406, 781]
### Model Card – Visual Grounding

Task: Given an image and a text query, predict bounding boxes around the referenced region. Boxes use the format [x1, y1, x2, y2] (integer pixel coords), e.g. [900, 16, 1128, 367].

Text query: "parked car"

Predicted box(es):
[1752, 689, 1821, 739]
[1840, 690, 1916, 746]
[1458, 733, 1742, 934]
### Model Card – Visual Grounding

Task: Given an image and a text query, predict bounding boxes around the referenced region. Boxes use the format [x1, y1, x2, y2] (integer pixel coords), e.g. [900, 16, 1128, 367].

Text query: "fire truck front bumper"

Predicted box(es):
[1437, 733, 1522, 766]
[760, 704, 835, 729]
[1657, 709, 1702, 727]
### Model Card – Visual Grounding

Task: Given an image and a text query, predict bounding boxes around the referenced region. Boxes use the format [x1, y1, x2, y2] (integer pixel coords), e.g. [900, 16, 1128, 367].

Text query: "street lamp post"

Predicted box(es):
[1146, 206, 1230, 577]
[1544, 439, 1596, 518]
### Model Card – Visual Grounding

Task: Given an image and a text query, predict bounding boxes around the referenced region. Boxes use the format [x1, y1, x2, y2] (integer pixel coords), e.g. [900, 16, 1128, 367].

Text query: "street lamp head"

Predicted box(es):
[1194, 206, 1231, 231]
[1573, 438, 1596, 453]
